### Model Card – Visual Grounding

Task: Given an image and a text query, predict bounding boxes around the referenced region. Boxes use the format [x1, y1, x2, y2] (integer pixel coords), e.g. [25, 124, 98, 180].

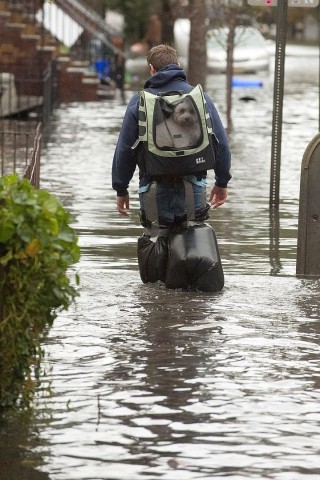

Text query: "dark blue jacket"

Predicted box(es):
[112, 65, 231, 196]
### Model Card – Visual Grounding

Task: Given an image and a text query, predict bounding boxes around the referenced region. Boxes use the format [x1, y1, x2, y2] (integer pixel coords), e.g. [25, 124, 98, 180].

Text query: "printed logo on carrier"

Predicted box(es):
[196, 157, 206, 164]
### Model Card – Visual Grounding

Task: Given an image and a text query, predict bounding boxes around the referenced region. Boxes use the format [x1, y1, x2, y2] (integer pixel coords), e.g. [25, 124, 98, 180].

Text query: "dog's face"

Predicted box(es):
[172, 98, 198, 126]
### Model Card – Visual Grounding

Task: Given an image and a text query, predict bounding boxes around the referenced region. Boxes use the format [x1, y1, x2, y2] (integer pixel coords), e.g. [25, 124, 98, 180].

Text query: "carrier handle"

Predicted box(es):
[157, 90, 184, 97]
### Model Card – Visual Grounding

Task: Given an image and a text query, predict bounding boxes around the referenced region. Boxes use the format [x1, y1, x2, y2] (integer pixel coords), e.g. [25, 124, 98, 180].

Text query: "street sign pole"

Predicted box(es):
[248, 1, 319, 208]
[269, 0, 288, 209]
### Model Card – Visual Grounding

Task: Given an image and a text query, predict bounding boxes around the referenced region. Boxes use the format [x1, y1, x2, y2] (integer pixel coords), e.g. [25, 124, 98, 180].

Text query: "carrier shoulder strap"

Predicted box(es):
[143, 179, 195, 240]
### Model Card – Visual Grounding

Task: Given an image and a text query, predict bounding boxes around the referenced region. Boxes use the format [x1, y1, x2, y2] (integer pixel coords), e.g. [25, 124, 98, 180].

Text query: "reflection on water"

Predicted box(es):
[269, 209, 281, 276]
[32, 275, 320, 480]
[1, 46, 320, 480]
[0, 411, 49, 480]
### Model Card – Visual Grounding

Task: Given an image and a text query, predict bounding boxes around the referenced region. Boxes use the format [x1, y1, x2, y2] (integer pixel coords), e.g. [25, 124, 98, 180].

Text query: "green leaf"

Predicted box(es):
[49, 217, 59, 235]
[0, 223, 15, 242]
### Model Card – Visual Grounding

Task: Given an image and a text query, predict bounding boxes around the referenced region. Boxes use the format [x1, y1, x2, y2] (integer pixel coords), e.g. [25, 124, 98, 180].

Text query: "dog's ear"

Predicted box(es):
[172, 99, 184, 109]
[159, 98, 175, 115]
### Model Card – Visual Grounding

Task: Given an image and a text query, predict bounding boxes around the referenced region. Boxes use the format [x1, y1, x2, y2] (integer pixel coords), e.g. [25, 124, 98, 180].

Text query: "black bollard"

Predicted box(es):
[296, 133, 320, 277]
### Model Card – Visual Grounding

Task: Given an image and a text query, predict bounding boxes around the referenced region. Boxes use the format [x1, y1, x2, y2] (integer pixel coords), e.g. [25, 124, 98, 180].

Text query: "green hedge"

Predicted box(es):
[0, 175, 80, 408]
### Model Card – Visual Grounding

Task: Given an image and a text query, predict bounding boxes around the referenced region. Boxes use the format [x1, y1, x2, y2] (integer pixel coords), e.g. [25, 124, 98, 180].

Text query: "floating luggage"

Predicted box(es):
[137, 223, 224, 292]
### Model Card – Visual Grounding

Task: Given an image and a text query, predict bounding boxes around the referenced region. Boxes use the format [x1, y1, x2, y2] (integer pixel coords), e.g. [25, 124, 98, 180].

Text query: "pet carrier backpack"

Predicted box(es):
[132, 84, 218, 176]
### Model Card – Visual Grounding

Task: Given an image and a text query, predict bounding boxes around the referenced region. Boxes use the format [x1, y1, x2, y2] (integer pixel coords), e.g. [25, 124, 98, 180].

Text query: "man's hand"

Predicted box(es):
[208, 186, 228, 209]
[116, 194, 130, 216]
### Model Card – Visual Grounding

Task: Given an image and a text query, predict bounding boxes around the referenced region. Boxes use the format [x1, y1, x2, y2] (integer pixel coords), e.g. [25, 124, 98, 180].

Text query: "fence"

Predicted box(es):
[0, 120, 42, 187]
[23, 122, 41, 188]
[42, 61, 57, 125]
[0, 120, 41, 322]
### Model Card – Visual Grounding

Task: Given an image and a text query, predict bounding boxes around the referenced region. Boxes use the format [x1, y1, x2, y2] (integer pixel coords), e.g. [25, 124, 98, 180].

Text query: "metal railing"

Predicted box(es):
[0, 120, 41, 188]
[1, 0, 123, 120]
[23, 122, 41, 188]
[42, 60, 57, 125]
[0, 61, 57, 125]
[54, 0, 125, 56]
[0, 119, 41, 323]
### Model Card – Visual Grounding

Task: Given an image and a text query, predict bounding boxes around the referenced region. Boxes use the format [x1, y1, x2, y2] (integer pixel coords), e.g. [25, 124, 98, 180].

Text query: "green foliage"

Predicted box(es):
[0, 175, 80, 409]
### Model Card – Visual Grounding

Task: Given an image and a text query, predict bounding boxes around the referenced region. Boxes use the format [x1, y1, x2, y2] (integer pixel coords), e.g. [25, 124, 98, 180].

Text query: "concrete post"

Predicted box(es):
[296, 133, 320, 276]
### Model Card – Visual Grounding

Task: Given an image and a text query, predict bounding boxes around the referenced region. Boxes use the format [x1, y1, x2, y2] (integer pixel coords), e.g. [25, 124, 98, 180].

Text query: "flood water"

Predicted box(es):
[1, 45, 320, 480]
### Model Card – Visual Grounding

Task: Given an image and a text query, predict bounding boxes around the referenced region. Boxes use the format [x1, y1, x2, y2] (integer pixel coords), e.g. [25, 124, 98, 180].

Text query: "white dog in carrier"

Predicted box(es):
[155, 97, 201, 149]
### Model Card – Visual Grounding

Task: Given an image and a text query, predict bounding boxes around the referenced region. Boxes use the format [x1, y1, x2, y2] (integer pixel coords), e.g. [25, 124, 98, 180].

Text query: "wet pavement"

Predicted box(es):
[1, 45, 320, 480]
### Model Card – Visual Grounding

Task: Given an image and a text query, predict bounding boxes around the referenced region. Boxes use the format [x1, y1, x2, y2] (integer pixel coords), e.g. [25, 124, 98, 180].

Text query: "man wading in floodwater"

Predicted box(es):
[112, 44, 232, 290]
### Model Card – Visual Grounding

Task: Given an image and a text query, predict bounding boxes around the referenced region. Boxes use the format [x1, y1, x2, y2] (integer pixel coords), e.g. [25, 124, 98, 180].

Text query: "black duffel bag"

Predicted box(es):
[165, 224, 224, 292]
[137, 224, 224, 292]
[137, 233, 168, 284]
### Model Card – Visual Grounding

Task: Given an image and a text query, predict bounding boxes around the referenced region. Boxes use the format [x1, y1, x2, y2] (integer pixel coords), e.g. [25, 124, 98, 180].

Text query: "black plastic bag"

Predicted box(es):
[165, 224, 224, 292]
[137, 234, 168, 283]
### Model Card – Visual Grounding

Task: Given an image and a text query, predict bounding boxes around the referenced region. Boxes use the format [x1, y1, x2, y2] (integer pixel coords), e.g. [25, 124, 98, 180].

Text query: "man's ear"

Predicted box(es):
[149, 64, 157, 75]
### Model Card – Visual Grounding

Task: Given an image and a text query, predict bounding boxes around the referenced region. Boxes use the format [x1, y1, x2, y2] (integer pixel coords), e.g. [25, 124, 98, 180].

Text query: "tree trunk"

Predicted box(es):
[187, 0, 207, 88]
[160, 0, 175, 45]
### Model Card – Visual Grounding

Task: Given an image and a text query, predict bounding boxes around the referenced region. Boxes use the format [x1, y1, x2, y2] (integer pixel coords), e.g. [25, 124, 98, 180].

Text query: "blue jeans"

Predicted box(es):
[139, 179, 207, 226]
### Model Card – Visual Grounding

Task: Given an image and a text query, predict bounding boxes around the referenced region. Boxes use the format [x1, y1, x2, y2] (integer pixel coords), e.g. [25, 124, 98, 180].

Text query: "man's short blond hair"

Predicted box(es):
[147, 44, 179, 71]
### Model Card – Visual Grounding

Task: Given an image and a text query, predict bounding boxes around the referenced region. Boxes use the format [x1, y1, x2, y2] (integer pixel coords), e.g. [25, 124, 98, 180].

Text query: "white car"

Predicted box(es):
[207, 26, 271, 74]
